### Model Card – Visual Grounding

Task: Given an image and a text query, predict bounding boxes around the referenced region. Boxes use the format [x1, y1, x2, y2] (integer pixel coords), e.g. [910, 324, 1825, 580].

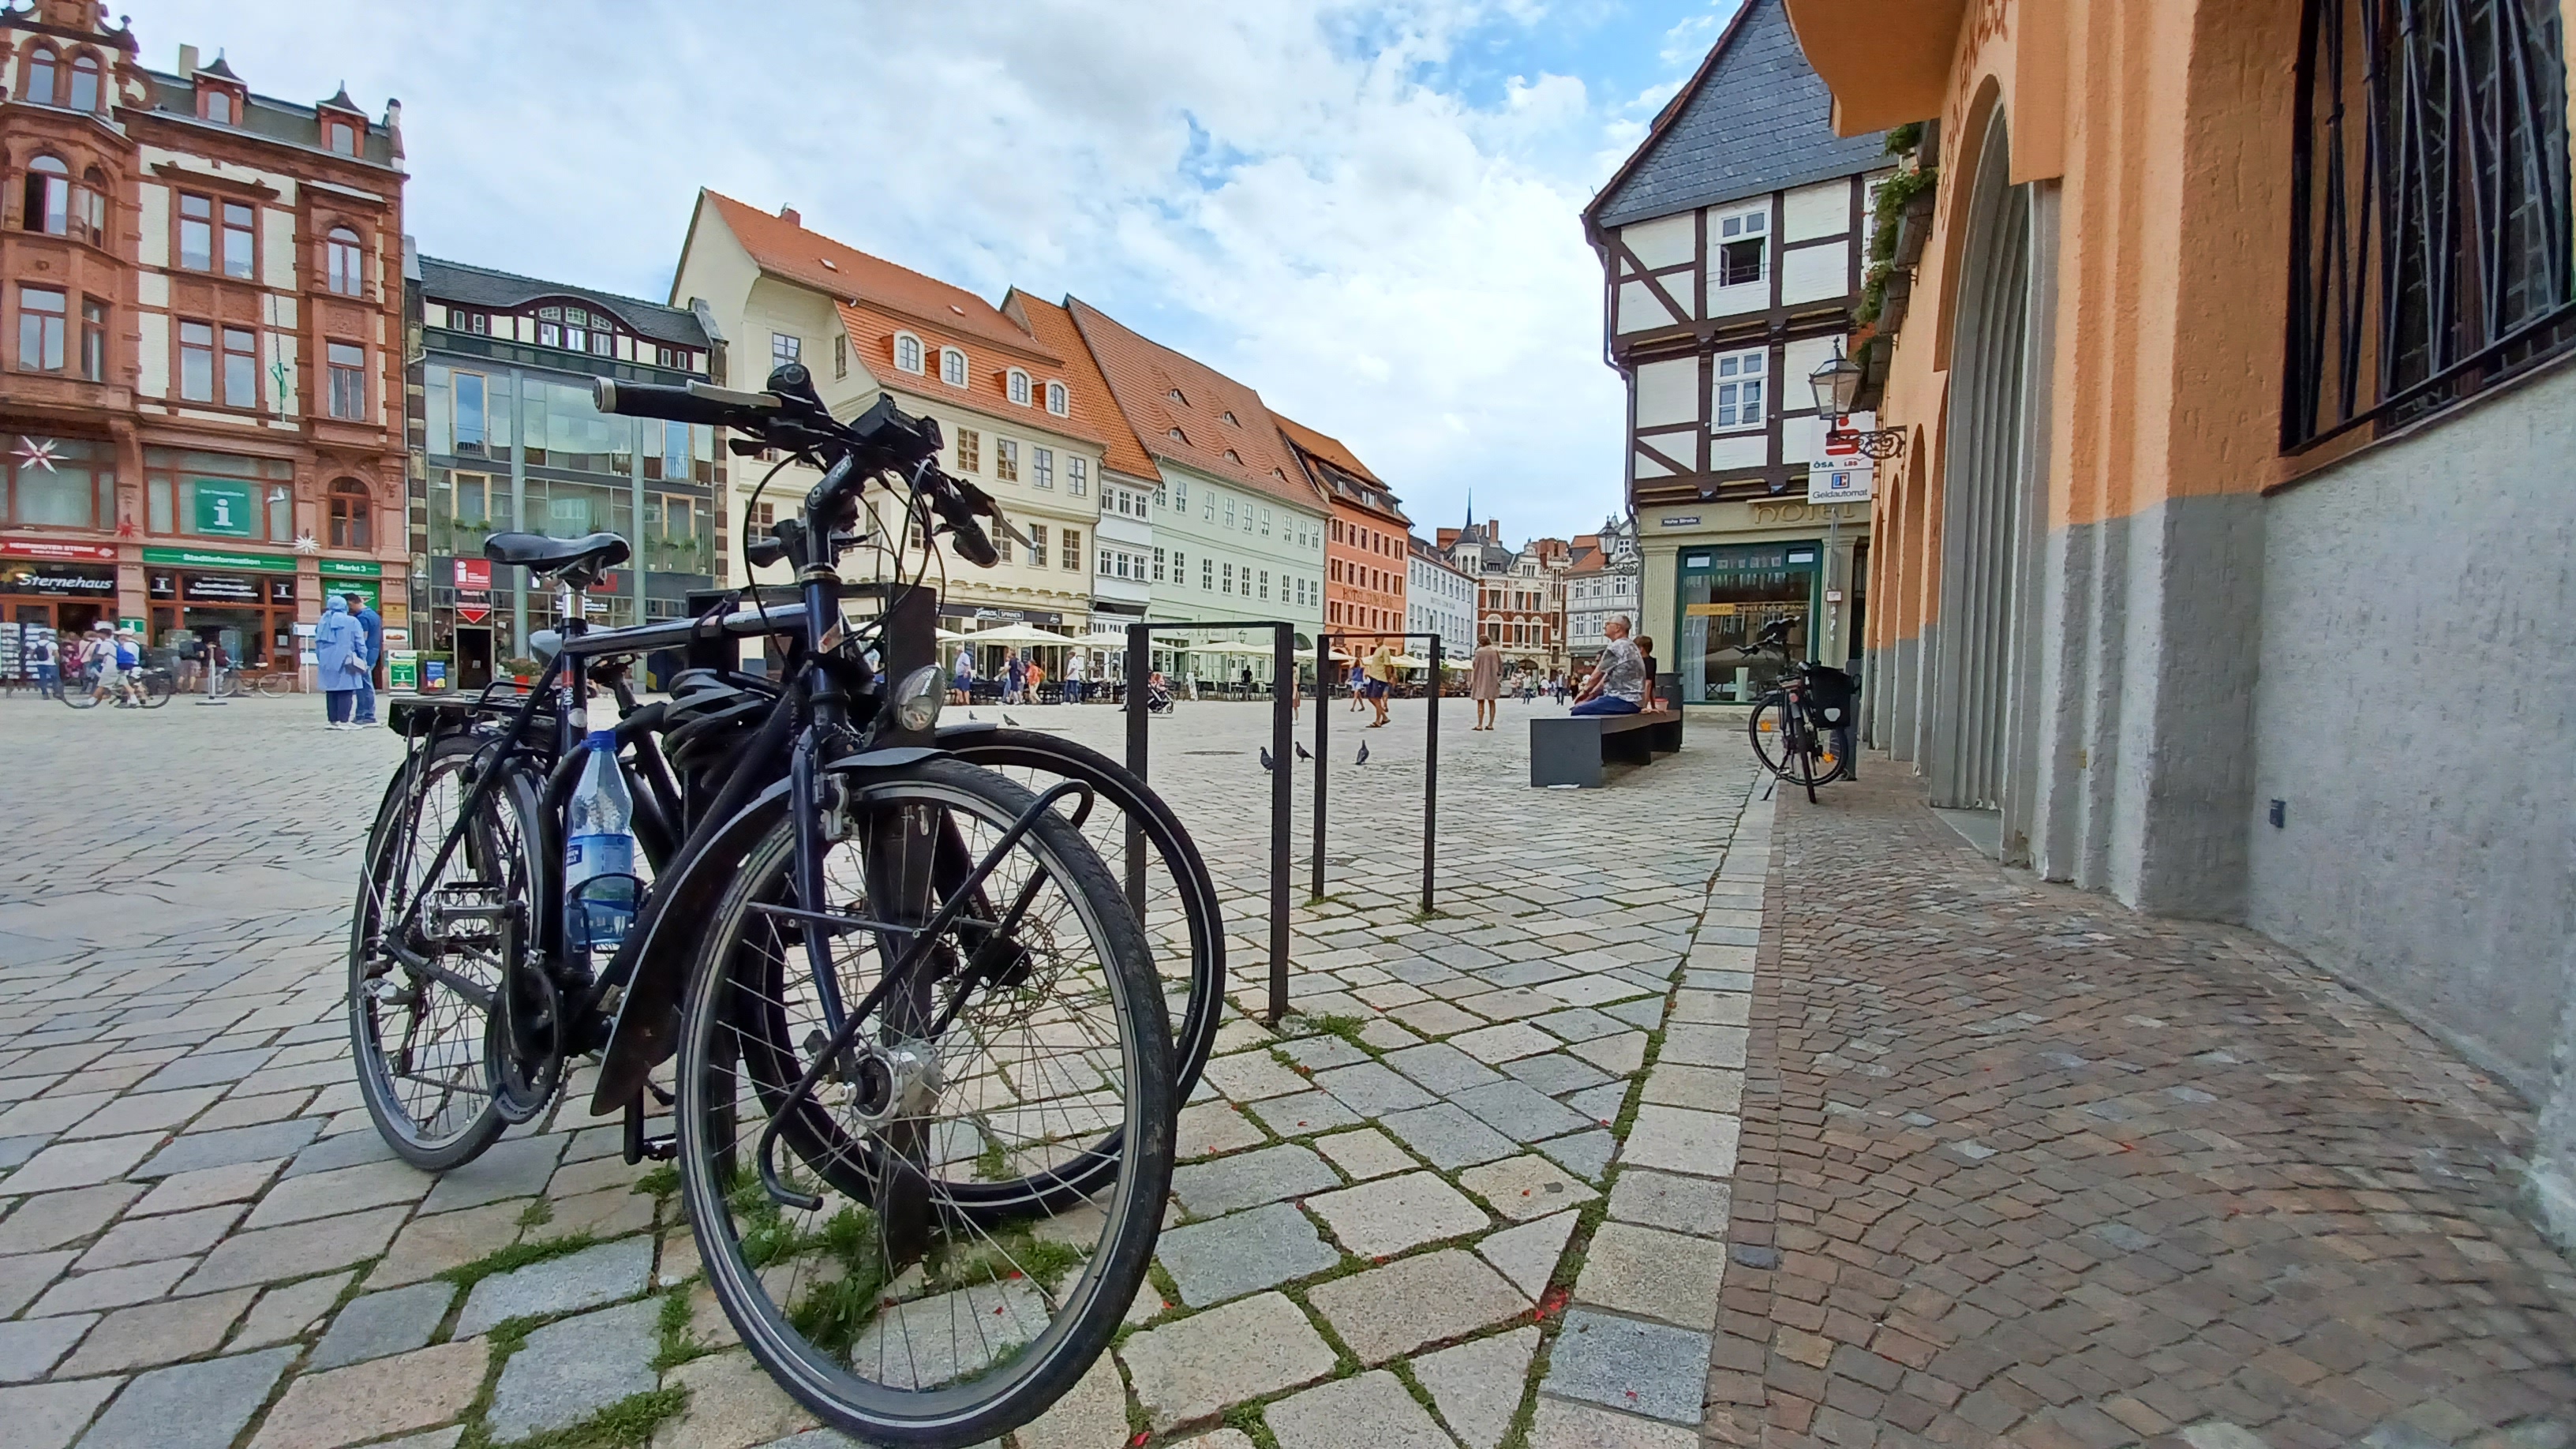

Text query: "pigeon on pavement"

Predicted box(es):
[1355, 742, 1371, 766]
[1004, 714, 1019, 726]
[1259, 747, 1275, 771]
[1294, 742, 1312, 762]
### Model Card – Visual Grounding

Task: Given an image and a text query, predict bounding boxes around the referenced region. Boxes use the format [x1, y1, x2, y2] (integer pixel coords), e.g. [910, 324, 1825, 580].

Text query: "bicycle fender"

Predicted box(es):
[822, 745, 942, 769]
[587, 776, 792, 1116]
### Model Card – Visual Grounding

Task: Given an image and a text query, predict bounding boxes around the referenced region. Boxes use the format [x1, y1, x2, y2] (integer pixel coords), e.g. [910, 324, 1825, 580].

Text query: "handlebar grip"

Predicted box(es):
[593, 378, 779, 429]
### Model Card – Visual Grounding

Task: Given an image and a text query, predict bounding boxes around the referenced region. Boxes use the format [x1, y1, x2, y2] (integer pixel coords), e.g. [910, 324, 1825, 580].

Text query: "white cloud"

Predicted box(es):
[126, 0, 1647, 542]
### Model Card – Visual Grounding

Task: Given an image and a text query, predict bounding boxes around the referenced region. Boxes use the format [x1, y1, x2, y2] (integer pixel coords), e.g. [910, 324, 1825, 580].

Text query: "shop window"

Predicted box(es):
[178, 193, 213, 269]
[328, 481, 371, 549]
[23, 47, 57, 106]
[22, 156, 69, 237]
[328, 342, 365, 419]
[17, 286, 66, 372]
[326, 227, 363, 296]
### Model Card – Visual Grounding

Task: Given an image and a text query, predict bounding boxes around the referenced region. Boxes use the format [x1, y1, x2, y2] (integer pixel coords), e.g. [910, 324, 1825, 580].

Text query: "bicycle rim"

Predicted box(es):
[347, 737, 520, 1169]
[676, 758, 1171, 1447]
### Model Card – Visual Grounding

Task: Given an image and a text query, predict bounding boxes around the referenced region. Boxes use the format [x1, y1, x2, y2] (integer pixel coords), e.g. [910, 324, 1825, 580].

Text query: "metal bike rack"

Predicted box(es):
[1124, 620, 1301, 1024]
[1310, 632, 1443, 913]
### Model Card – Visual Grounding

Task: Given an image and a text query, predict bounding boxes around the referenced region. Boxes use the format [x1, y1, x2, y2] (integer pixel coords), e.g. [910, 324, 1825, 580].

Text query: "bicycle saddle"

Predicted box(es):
[483, 531, 631, 579]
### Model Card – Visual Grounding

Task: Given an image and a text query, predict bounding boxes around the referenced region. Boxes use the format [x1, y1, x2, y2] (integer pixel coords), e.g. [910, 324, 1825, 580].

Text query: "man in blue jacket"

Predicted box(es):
[344, 592, 384, 725]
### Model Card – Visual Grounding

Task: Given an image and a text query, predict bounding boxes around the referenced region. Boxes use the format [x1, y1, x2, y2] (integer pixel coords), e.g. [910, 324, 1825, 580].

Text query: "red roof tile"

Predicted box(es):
[701, 189, 1053, 362]
[1063, 298, 1324, 513]
[1002, 291, 1158, 479]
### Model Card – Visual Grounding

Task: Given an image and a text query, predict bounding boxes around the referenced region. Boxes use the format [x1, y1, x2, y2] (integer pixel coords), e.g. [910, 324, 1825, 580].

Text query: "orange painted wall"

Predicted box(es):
[1325, 504, 1407, 639]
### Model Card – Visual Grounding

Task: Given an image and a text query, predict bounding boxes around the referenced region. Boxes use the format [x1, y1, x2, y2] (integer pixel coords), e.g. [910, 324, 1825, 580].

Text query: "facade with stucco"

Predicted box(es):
[1784, 0, 2576, 1244]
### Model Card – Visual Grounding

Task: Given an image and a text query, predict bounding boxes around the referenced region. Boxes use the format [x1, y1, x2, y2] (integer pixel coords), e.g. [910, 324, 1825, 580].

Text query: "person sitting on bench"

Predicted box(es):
[1571, 616, 1646, 717]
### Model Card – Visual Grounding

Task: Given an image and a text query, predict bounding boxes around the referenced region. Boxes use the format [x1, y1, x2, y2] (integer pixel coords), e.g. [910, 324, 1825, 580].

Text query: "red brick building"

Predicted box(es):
[2, 2, 406, 674]
[1279, 414, 1410, 643]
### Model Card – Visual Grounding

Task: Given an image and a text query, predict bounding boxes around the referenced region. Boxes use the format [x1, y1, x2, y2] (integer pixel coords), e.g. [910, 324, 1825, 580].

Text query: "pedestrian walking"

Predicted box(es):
[1002, 648, 1026, 706]
[346, 593, 384, 724]
[1064, 650, 1085, 704]
[28, 628, 58, 698]
[1362, 642, 1395, 728]
[950, 648, 977, 704]
[1468, 637, 1502, 730]
[1347, 660, 1366, 711]
[314, 595, 371, 728]
[113, 628, 146, 706]
[1027, 658, 1046, 702]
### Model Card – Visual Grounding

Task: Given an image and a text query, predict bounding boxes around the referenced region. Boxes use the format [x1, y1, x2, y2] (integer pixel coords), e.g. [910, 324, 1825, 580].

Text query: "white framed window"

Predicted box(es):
[1173, 477, 1187, 510]
[833, 332, 848, 378]
[1045, 380, 1067, 415]
[1713, 348, 1766, 430]
[1260, 507, 1271, 536]
[1152, 547, 1166, 582]
[893, 333, 923, 373]
[1008, 369, 1031, 406]
[994, 438, 1019, 482]
[1066, 456, 1088, 496]
[1202, 492, 1214, 521]
[772, 332, 801, 369]
[1223, 497, 1236, 527]
[1202, 557, 1214, 590]
[1172, 549, 1185, 585]
[942, 348, 967, 387]
[1714, 207, 1769, 289]
[1033, 447, 1054, 489]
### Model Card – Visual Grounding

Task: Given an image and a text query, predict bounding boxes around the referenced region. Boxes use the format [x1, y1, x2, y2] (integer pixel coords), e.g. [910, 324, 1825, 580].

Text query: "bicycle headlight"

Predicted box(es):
[893, 664, 944, 735]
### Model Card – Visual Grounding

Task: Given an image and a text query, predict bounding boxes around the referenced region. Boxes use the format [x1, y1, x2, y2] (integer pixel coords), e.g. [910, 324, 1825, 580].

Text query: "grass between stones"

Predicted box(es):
[438, 1230, 601, 1291]
[630, 1163, 678, 1198]
[459, 1387, 689, 1449]
[649, 1287, 708, 1372]
[517, 1199, 555, 1230]
[1222, 1399, 1285, 1449]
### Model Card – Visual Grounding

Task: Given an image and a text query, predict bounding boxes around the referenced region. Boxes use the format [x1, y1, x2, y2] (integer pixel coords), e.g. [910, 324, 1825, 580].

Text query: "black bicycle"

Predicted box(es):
[1745, 617, 1856, 802]
[350, 365, 1196, 1446]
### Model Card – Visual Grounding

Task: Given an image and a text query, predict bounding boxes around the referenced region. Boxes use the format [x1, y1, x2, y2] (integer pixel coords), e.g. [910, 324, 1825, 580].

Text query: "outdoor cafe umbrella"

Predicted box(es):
[1389, 653, 1430, 670]
[964, 622, 1078, 646]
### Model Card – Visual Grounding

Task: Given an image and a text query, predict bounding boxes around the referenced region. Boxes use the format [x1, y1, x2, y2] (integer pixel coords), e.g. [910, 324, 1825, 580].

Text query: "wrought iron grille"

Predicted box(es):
[2285, 0, 2574, 450]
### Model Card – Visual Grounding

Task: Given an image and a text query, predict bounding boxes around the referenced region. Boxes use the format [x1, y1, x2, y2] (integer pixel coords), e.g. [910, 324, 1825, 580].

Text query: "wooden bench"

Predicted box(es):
[1530, 709, 1684, 788]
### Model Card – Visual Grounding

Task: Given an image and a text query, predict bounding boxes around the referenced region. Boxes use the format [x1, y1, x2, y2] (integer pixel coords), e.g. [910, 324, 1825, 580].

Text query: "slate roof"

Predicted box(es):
[418, 256, 709, 350]
[1587, 0, 1888, 230]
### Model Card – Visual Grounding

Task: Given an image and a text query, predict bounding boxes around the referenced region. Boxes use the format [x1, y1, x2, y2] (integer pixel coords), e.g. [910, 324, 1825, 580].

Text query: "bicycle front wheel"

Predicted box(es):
[140, 672, 174, 708]
[62, 684, 100, 710]
[676, 756, 1171, 1447]
[1749, 696, 1833, 788]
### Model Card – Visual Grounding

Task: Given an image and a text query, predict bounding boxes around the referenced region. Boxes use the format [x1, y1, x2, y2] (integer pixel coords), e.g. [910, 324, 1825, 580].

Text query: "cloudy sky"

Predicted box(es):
[133, 0, 1743, 542]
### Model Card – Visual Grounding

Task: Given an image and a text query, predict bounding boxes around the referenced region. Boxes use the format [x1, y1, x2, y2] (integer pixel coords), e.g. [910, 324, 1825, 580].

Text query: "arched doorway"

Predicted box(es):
[1926, 110, 2039, 844]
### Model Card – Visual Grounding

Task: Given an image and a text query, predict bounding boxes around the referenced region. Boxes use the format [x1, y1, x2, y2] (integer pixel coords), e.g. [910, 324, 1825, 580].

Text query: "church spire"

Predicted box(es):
[1463, 490, 1474, 536]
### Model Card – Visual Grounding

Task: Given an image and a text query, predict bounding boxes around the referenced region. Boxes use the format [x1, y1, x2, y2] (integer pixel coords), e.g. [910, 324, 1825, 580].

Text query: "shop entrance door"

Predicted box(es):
[455, 627, 492, 691]
[1676, 543, 1821, 704]
[55, 601, 103, 637]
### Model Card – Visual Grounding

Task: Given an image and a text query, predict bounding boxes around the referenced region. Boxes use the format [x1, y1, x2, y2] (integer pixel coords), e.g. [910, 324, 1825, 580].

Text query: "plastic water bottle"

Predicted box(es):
[564, 729, 637, 958]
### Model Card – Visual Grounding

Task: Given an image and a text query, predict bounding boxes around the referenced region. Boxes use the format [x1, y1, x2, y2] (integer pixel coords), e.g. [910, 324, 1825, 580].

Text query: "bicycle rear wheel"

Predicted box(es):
[1748, 696, 1833, 795]
[676, 756, 1171, 1447]
[62, 680, 100, 709]
[140, 672, 174, 708]
[347, 733, 534, 1170]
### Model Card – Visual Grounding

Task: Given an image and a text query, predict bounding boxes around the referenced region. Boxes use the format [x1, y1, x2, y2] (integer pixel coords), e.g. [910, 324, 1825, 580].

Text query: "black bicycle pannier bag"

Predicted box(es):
[1803, 665, 1858, 728]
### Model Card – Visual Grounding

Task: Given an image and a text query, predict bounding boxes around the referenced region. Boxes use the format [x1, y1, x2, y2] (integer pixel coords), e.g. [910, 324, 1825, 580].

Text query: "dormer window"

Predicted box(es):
[1224, 449, 1243, 465]
[1168, 428, 1187, 444]
[1045, 380, 1067, 416]
[941, 348, 967, 387]
[893, 333, 923, 373]
[1221, 410, 1238, 425]
[204, 90, 234, 125]
[1007, 369, 1030, 406]
[1167, 388, 1187, 405]
[328, 120, 357, 155]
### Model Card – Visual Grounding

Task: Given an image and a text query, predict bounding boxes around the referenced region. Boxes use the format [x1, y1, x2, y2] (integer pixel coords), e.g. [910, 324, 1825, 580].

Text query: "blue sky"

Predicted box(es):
[133, 0, 1744, 545]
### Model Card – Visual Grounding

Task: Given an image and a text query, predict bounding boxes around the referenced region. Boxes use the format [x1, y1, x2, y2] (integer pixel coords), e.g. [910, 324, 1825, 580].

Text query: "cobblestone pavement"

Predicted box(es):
[0, 692, 1768, 1449]
[1711, 763, 2576, 1449]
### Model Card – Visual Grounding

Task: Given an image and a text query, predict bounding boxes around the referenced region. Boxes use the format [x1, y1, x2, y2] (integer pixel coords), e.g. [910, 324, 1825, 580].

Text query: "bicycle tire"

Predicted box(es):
[62, 684, 99, 710]
[942, 728, 1223, 1101]
[1748, 696, 1834, 791]
[676, 756, 1172, 1447]
[347, 732, 535, 1170]
[140, 672, 174, 708]
[260, 673, 299, 697]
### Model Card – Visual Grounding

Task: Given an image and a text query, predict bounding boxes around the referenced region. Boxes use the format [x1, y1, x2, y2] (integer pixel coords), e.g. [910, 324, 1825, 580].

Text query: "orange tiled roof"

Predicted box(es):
[835, 299, 1114, 451]
[701, 190, 1052, 362]
[1002, 291, 1158, 479]
[1064, 297, 1323, 512]
[1273, 414, 1380, 487]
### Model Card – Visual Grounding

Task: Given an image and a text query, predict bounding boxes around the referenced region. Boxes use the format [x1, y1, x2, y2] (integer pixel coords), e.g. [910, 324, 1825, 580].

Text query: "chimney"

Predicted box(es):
[178, 44, 198, 78]
[779, 204, 800, 227]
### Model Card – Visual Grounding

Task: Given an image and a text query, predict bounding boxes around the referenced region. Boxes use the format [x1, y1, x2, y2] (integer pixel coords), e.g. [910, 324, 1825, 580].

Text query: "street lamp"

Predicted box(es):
[1807, 343, 1904, 461]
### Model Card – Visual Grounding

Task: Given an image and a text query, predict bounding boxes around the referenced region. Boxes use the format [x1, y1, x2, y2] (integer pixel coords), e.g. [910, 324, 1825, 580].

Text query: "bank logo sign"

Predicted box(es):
[1807, 468, 1874, 504]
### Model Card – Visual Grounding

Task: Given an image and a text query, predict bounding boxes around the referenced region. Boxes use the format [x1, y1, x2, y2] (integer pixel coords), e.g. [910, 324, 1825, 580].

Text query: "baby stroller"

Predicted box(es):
[1144, 679, 1175, 714]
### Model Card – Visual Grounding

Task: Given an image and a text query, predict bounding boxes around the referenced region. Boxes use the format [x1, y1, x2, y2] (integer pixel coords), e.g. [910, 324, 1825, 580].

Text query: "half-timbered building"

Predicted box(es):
[1580, 0, 1888, 706]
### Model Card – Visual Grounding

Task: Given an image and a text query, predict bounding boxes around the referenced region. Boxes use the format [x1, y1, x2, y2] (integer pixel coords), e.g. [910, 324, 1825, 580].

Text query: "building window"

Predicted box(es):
[771, 332, 800, 369]
[23, 156, 73, 241]
[994, 439, 1019, 483]
[177, 193, 214, 268]
[1168, 427, 1187, 445]
[1028, 523, 1048, 567]
[2284, 0, 2576, 447]
[1008, 369, 1030, 405]
[833, 331, 848, 378]
[1260, 507, 1271, 536]
[328, 341, 365, 419]
[955, 428, 979, 473]
[178, 320, 215, 399]
[1033, 447, 1053, 489]
[79, 298, 106, 380]
[1716, 208, 1768, 288]
[327, 119, 357, 155]
[1203, 492, 1215, 520]
[328, 479, 370, 549]
[24, 47, 57, 106]
[1202, 557, 1214, 590]
[1067, 456, 1087, 496]
[223, 326, 257, 407]
[1222, 562, 1234, 593]
[894, 333, 923, 373]
[942, 348, 967, 386]
[222, 202, 255, 279]
[1223, 497, 1235, 527]
[1061, 528, 1080, 569]
[1259, 570, 1270, 600]
[326, 227, 363, 295]
[17, 286, 66, 372]
[204, 88, 234, 124]
[1046, 380, 1067, 415]
[453, 371, 487, 453]
[1713, 349, 1765, 429]
[1151, 547, 1166, 582]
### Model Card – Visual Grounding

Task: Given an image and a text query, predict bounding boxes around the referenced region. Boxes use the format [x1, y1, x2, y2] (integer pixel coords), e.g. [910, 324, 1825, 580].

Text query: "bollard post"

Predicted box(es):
[1310, 631, 1330, 902]
[1422, 634, 1439, 915]
[1124, 622, 1151, 922]
[1269, 622, 1294, 1025]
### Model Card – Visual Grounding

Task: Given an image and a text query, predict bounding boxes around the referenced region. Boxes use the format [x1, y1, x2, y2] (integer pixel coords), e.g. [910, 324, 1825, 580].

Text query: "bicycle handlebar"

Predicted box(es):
[595, 378, 780, 430]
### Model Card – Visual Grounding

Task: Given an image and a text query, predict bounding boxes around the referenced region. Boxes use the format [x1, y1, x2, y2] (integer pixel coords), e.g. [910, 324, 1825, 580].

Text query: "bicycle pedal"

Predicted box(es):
[637, 1134, 677, 1162]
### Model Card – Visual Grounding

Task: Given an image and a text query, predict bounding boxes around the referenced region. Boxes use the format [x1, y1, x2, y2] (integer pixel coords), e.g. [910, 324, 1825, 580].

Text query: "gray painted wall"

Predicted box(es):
[2248, 363, 2576, 1099]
